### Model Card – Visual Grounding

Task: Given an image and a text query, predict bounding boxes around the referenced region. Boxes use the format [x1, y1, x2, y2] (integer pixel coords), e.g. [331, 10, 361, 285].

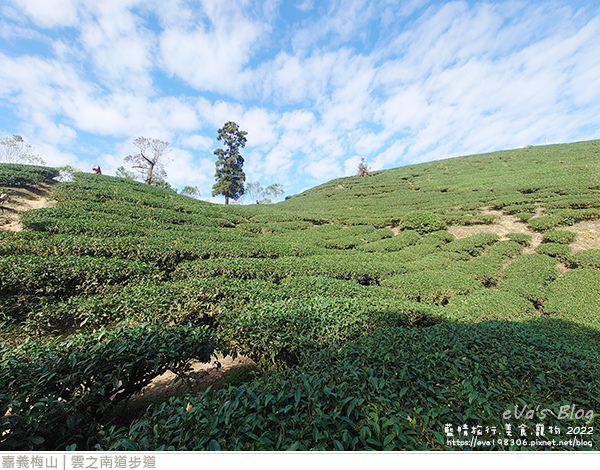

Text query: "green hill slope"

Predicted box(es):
[1, 141, 600, 451]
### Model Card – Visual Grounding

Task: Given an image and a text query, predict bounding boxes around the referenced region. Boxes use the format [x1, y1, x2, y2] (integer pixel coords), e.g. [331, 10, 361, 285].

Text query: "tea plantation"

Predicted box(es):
[1, 140, 600, 451]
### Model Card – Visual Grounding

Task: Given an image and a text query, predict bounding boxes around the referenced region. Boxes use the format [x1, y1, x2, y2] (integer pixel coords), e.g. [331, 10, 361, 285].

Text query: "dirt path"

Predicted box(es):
[133, 354, 254, 403]
[0, 183, 56, 232]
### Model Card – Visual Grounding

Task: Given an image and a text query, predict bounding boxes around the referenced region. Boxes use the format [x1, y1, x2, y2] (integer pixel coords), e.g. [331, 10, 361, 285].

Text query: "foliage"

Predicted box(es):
[445, 290, 538, 322]
[505, 233, 532, 246]
[499, 254, 560, 309]
[542, 230, 577, 245]
[221, 296, 442, 365]
[398, 210, 446, 234]
[100, 320, 600, 451]
[0, 163, 58, 187]
[358, 230, 420, 252]
[115, 166, 135, 180]
[245, 182, 284, 204]
[0, 324, 217, 450]
[181, 185, 201, 198]
[545, 269, 600, 331]
[381, 270, 482, 305]
[535, 243, 572, 261]
[566, 249, 600, 269]
[484, 240, 523, 259]
[212, 121, 247, 204]
[441, 233, 500, 256]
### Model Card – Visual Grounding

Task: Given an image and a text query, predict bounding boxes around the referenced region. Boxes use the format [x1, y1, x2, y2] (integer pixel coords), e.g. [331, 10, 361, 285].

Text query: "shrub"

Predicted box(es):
[528, 215, 564, 232]
[445, 290, 538, 322]
[100, 320, 600, 451]
[29, 282, 220, 332]
[545, 269, 600, 331]
[0, 255, 159, 322]
[451, 255, 504, 287]
[381, 270, 482, 305]
[499, 254, 559, 309]
[403, 251, 466, 273]
[221, 365, 260, 387]
[0, 163, 58, 187]
[567, 249, 600, 269]
[535, 243, 572, 261]
[441, 233, 500, 257]
[419, 230, 455, 245]
[398, 210, 446, 234]
[484, 241, 523, 259]
[542, 230, 577, 245]
[506, 233, 532, 246]
[0, 324, 217, 451]
[358, 230, 420, 253]
[219, 297, 442, 364]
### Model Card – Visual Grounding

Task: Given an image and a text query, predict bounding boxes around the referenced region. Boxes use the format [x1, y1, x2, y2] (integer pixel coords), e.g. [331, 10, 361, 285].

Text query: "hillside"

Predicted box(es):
[1, 141, 600, 451]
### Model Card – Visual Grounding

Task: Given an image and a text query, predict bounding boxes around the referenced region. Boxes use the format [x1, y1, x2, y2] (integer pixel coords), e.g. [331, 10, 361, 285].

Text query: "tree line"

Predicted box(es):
[1, 124, 372, 204]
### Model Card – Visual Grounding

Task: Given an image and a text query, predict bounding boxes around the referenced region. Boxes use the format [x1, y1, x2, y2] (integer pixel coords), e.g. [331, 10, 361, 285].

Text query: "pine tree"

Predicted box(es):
[212, 121, 247, 204]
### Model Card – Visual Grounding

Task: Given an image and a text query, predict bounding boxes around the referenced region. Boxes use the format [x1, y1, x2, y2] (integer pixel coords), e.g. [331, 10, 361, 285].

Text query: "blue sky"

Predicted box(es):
[1, 0, 599, 203]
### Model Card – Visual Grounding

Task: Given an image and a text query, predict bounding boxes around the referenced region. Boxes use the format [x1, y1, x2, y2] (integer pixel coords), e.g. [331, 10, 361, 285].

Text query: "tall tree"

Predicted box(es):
[212, 121, 247, 204]
[0, 135, 44, 164]
[124, 137, 170, 184]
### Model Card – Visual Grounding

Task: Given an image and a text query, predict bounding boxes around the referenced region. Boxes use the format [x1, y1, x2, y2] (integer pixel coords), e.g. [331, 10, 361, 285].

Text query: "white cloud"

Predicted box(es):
[1, 0, 600, 200]
[179, 134, 213, 150]
[11, 0, 79, 28]
[158, 3, 265, 95]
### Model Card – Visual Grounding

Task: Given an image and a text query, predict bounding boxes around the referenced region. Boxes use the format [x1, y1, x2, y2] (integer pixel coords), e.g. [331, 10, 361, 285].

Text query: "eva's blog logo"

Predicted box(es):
[502, 404, 594, 424]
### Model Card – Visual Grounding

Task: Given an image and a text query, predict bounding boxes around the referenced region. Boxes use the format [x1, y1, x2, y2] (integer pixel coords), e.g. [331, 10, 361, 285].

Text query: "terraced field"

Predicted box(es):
[1, 140, 599, 451]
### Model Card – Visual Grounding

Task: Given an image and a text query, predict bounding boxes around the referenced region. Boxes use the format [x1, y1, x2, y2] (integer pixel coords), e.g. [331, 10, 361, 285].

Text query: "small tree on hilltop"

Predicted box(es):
[212, 121, 247, 205]
[181, 185, 201, 199]
[0, 135, 45, 164]
[245, 181, 264, 204]
[357, 157, 371, 177]
[265, 183, 284, 203]
[124, 137, 170, 184]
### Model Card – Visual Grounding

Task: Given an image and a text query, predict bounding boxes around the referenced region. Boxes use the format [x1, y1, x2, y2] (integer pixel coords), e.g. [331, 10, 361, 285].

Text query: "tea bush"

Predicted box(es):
[100, 320, 600, 451]
[0, 324, 217, 451]
[358, 230, 420, 252]
[451, 255, 504, 287]
[0, 255, 159, 322]
[567, 249, 600, 269]
[381, 270, 482, 305]
[505, 233, 532, 246]
[499, 254, 559, 309]
[0, 163, 58, 187]
[535, 243, 572, 261]
[445, 290, 538, 322]
[545, 269, 600, 331]
[398, 210, 446, 234]
[484, 240, 523, 259]
[219, 297, 442, 365]
[542, 230, 577, 245]
[29, 282, 220, 332]
[441, 233, 500, 257]
[403, 251, 467, 273]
